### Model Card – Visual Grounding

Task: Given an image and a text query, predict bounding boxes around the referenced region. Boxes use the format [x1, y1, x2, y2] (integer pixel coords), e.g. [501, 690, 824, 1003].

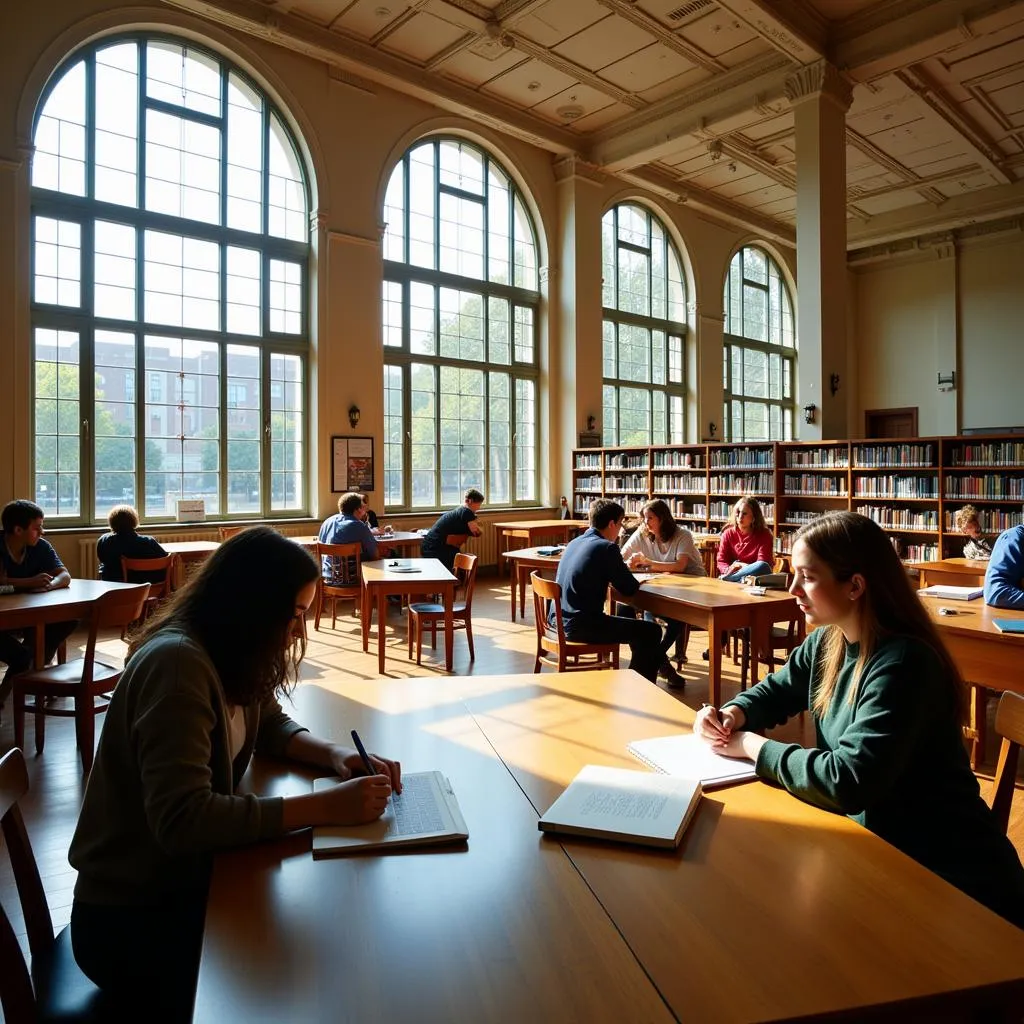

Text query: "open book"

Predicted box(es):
[538, 764, 703, 849]
[918, 585, 984, 601]
[628, 733, 757, 789]
[311, 771, 468, 858]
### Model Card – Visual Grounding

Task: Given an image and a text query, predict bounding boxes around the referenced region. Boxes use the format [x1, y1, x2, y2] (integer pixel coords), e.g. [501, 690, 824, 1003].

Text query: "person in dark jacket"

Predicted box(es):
[96, 504, 168, 582]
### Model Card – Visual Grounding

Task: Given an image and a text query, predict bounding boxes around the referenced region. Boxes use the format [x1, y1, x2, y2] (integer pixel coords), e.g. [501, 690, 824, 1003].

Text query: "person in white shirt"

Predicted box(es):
[619, 499, 706, 689]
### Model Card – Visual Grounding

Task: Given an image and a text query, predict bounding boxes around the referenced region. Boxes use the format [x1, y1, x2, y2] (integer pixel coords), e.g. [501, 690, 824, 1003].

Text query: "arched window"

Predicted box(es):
[601, 203, 687, 446]
[30, 35, 311, 523]
[381, 138, 540, 509]
[722, 246, 796, 441]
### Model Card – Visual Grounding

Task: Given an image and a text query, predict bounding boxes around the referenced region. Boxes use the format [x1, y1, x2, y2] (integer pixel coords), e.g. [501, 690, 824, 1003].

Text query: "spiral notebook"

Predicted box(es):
[627, 733, 757, 789]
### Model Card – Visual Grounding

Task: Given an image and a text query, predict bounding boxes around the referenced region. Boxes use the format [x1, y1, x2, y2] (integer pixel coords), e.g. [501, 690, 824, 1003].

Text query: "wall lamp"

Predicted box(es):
[586, 414, 596, 431]
[348, 404, 361, 429]
[803, 403, 816, 425]
[829, 373, 840, 397]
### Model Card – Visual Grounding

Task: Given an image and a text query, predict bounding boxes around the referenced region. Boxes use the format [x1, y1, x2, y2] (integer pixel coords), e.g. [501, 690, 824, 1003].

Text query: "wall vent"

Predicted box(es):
[666, 0, 713, 23]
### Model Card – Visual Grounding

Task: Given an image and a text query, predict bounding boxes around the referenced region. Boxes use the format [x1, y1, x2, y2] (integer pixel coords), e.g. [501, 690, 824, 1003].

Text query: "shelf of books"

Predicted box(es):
[571, 435, 1024, 564]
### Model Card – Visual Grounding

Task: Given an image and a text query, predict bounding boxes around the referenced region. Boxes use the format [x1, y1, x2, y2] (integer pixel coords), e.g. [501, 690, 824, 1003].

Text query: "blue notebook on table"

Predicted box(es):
[993, 619, 1024, 635]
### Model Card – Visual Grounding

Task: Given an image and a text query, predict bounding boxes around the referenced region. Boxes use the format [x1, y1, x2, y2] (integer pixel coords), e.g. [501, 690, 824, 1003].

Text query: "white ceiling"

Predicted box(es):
[163, 0, 1024, 249]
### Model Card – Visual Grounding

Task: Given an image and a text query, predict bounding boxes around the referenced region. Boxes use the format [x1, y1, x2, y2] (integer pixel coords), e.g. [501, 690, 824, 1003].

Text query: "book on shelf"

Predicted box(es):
[538, 764, 703, 849]
[627, 733, 757, 789]
[918, 585, 984, 601]
[993, 619, 1024, 634]
[311, 771, 468, 857]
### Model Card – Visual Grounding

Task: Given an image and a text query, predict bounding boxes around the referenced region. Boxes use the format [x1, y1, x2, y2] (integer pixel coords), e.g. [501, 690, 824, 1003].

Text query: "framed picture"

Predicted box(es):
[331, 436, 375, 492]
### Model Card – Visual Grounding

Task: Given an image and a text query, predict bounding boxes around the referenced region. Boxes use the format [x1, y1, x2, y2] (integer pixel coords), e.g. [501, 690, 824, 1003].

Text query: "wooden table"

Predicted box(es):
[908, 557, 989, 589]
[614, 575, 800, 707]
[360, 558, 457, 673]
[503, 546, 563, 621]
[493, 519, 583, 575]
[0, 579, 139, 668]
[195, 670, 1024, 1023]
[921, 594, 1024, 766]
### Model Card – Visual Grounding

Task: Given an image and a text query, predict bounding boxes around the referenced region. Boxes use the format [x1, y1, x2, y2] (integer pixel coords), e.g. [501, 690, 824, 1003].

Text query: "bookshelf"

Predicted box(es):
[571, 435, 1024, 563]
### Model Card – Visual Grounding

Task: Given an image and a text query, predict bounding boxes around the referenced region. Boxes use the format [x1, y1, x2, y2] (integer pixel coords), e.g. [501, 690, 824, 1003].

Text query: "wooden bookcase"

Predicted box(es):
[571, 435, 1024, 563]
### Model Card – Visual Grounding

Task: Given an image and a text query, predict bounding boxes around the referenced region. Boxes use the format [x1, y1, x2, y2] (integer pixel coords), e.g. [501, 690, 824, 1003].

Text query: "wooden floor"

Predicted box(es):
[1, 573, 1022, 993]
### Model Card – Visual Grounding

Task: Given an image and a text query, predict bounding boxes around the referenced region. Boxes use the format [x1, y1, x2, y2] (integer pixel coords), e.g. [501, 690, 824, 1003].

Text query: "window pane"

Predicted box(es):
[408, 143, 435, 270]
[410, 362, 437, 509]
[513, 305, 534, 363]
[439, 139, 484, 195]
[226, 344, 261, 513]
[383, 280, 403, 348]
[487, 165, 510, 285]
[145, 109, 221, 226]
[384, 363, 404, 507]
[439, 192, 484, 280]
[226, 246, 261, 335]
[94, 221, 136, 320]
[146, 41, 222, 117]
[383, 160, 405, 263]
[744, 247, 767, 286]
[742, 283, 767, 341]
[515, 378, 536, 501]
[651, 220, 665, 320]
[618, 386, 650, 446]
[95, 330, 137, 518]
[95, 43, 139, 208]
[618, 323, 650, 383]
[513, 195, 537, 290]
[268, 113, 307, 242]
[618, 247, 649, 316]
[270, 353, 303, 510]
[601, 211, 615, 309]
[652, 330, 666, 386]
[226, 73, 264, 233]
[34, 216, 81, 307]
[410, 282, 436, 355]
[439, 288, 484, 362]
[269, 259, 302, 334]
[488, 372, 510, 506]
[34, 328, 80, 517]
[439, 366, 484, 506]
[32, 60, 86, 196]
[489, 296, 510, 365]
[144, 230, 220, 330]
[603, 384, 617, 446]
[617, 204, 648, 248]
[603, 320, 616, 379]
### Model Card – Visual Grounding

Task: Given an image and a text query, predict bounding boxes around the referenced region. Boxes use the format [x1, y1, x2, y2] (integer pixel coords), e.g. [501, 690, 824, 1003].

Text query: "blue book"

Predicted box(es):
[992, 619, 1024, 635]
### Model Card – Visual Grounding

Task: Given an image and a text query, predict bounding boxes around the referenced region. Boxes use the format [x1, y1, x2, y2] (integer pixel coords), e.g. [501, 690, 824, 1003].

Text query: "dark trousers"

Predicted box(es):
[0, 619, 77, 700]
[71, 894, 207, 1024]
[565, 613, 662, 682]
[616, 604, 682, 659]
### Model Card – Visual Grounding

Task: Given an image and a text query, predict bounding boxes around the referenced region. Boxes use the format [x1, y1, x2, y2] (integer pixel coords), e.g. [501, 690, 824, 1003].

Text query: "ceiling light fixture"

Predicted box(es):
[556, 105, 585, 121]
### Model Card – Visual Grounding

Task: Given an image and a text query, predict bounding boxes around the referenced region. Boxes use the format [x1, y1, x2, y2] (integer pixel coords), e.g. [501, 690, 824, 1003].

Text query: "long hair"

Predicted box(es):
[129, 527, 320, 705]
[795, 512, 962, 721]
[734, 495, 767, 536]
[641, 498, 679, 544]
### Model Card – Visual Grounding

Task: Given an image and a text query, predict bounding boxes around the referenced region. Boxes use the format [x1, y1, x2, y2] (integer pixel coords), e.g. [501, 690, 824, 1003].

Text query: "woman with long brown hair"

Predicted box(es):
[69, 527, 402, 1019]
[695, 511, 1024, 928]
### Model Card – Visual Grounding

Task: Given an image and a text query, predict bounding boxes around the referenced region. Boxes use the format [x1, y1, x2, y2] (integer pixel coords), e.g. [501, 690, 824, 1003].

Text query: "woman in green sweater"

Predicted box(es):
[69, 527, 402, 1020]
[696, 511, 1024, 928]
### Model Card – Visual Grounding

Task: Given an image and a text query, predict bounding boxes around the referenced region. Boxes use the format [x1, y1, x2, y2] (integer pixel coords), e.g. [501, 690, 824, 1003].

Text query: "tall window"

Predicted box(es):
[381, 138, 540, 510]
[31, 36, 311, 522]
[723, 246, 796, 441]
[602, 203, 686, 446]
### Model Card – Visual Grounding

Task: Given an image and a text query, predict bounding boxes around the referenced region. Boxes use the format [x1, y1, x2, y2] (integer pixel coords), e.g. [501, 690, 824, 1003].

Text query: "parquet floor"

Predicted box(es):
[1, 574, 1021, 1010]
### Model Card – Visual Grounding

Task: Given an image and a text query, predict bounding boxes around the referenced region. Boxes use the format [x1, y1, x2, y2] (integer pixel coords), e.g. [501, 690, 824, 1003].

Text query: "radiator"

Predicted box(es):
[79, 530, 214, 579]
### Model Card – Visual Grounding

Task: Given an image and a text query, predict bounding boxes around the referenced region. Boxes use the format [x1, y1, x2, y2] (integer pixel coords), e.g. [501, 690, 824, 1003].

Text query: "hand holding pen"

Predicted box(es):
[695, 703, 745, 745]
[351, 729, 403, 794]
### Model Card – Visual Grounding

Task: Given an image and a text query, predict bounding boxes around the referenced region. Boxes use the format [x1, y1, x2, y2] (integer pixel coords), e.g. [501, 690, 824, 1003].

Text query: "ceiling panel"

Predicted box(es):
[531, 82, 621, 124]
[331, 0, 413, 39]
[379, 11, 468, 63]
[438, 46, 529, 88]
[638, 66, 714, 103]
[676, 10, 762, 58]
[553, 13, 654, 72]
[599, 43, 695, 94]
[512, 0, 610, 48]
[285, 0, 351, 28]
[479, 57, 578, 107]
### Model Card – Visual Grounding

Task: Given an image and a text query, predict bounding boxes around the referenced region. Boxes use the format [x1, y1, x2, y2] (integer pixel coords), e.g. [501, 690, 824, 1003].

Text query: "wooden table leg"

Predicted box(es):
[377, 591, 387, 674]
[33, 624, 46, 669]
[361, 585, 371, 652]
[970, 683, 986, 769]
[497, 528, 507, 576]
[519, 564, 528, 620]
[509, 562, 518, 622]
[444, 583, 454, 672]
[707, 613, 722, 708]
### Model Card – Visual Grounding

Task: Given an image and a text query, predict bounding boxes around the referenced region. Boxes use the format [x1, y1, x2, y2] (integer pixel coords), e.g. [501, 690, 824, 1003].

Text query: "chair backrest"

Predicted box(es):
[78, 585, 151, 683]
[121, 553, 176, 597]
[991, 690, 1024, 833]
[0, 748, 53, 1023]
[531, 571, 564, 646]
[316, 542, 362, 588]
[452, 552, 478, 606]
[218, 525, 246, 541]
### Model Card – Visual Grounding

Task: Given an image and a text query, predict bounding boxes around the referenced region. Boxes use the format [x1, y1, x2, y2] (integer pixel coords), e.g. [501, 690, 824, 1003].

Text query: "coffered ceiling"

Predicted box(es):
[163, 0, 1024, 249]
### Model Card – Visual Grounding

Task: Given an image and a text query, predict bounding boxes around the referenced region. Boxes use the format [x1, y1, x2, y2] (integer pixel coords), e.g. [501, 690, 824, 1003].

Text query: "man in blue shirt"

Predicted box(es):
[0, 499, 76, 708]
[984, 524, 1024, 610]
[318, 492, 380, 577]
[554, 499, 662, 683]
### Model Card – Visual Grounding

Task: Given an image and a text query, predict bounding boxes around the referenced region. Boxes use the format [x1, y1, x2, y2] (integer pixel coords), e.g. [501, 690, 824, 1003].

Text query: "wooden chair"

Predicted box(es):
[991, 690, 1024, 834]
[407, 553, 478, 665]
[0, 747, 111, 1023]
[217, 526, 245, 541]
[13, 584, 151, 774]
[120, 554, 176, 640]
[314, 542, 362, 630]
[530, 571, 620, 673]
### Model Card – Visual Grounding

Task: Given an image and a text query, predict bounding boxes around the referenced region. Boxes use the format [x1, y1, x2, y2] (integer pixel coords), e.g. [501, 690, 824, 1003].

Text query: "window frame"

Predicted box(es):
[722, 245, 796, 443]
[381, 136, 541, 512]
[29, 32, 312, 525]
[601, 202, 687, 447]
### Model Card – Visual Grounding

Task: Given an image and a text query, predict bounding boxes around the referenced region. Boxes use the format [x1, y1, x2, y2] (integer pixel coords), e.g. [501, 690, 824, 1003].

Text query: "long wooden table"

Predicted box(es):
[908, 557, 989, 589]
[493, 519, 583, 575]
[195, 670, 1024, 1023]
[360, 558, 457, 673]
[921, 594, 1024, 766]
[615, 575, 800, 707]
[503, 545, 563, 621]
[0, 579, 138, 668]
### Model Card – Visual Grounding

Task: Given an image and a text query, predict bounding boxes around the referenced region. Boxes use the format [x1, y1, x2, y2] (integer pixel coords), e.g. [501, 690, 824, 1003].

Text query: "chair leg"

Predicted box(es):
[75, 695, 95, 774]
[331, 597, 337, 631]
[415, 617, 423, 666]
[34, 696, 46, 755]
[407, 608, 414, 659]
[465, 618, 475, 661]
[13, 689, 26, 751]
[430, 621, 437, 650]
[314, 588, 322, 631]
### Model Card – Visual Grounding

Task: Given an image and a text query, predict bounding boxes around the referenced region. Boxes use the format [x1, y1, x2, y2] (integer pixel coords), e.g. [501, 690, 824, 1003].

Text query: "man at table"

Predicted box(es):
[318, 492, 380, 572]
[0, 499, 75, 708]
[421, 488, 483, 572]
[555, 499, 661, 683]
[984, 524, 1024, 609]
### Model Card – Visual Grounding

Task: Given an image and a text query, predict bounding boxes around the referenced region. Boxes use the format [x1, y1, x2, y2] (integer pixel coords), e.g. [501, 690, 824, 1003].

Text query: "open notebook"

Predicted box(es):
[628, 733, 757, 789]
[312, 771, 468, 857]
[538, 764, 703, 849]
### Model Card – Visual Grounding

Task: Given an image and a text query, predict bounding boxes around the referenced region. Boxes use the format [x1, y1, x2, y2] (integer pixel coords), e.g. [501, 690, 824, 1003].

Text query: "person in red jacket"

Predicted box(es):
[716, 496, 773, 582]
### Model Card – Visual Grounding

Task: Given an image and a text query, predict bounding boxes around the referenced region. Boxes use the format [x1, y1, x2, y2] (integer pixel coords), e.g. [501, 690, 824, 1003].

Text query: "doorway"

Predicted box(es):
[864, 407, 918, 438]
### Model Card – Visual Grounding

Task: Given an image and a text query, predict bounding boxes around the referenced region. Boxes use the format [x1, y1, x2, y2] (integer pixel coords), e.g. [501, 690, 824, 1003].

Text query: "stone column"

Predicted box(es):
[553, 155, 605, 493]
[786, 61, 852, 440]
[693, 302, 725, 442]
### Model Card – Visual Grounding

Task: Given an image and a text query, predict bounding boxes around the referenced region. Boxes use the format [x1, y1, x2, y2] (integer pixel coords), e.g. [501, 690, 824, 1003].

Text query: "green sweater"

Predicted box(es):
[70, 630, 308, 907]
[726, 629, 1024, 925]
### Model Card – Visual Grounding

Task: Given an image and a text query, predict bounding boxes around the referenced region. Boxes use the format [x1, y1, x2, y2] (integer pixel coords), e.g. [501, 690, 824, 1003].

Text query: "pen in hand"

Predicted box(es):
[701, 702, 730, 740]
[350, 729, 378, 778]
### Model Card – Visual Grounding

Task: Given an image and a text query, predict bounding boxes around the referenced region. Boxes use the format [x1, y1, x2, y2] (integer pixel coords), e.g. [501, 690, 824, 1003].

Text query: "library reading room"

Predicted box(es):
[4, 1, 1024, 1021]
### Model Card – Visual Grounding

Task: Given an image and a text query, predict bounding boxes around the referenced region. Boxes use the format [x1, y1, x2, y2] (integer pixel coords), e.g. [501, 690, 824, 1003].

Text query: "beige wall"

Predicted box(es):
[1, 0, 802, 574]
[853, 233, 1024, 436]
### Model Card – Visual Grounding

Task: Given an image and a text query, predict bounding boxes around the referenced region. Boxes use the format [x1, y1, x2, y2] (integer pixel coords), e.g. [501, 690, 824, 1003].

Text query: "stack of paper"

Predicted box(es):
[627, 733, 757, 789]
[918, 585, 984, 601]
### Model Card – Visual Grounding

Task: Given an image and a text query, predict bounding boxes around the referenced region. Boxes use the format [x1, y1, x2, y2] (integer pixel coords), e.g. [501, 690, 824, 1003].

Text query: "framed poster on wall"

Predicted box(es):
[331, 436, 374, 492]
